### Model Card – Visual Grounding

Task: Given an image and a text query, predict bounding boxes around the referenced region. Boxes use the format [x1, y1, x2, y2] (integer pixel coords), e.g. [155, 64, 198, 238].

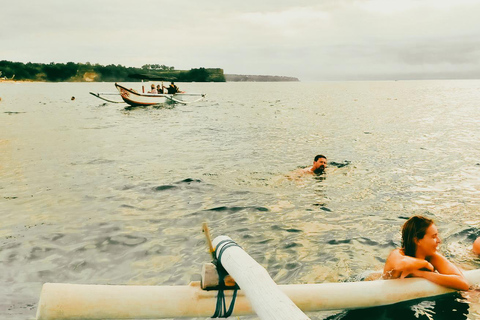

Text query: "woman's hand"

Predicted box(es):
[399, 261, 434, 279]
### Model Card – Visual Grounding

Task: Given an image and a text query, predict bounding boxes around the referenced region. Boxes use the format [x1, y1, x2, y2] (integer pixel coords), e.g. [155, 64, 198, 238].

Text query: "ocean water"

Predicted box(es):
[1, 80, 480, 320]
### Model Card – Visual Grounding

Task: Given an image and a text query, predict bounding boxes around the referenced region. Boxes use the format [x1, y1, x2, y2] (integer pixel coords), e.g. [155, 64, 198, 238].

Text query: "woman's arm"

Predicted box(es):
[383, 249, 434, 279]
[409, 253, 469, 291]
[409, 269, 469, 291]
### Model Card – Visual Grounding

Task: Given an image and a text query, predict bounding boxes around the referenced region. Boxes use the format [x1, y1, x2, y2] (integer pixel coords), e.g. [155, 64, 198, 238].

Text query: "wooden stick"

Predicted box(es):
[202, 222, 215, 260]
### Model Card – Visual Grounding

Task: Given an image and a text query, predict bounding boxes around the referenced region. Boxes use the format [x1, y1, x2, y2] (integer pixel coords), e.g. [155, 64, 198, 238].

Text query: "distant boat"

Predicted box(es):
[89, 83, 206, 106]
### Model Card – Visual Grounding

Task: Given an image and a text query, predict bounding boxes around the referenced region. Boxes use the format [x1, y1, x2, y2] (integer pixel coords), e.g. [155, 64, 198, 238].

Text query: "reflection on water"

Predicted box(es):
[1, 81, 480, 319]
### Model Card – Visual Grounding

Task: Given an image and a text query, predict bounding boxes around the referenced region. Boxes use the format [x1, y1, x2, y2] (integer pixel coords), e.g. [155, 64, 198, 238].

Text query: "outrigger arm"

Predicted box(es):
[89, 92, 124, 103]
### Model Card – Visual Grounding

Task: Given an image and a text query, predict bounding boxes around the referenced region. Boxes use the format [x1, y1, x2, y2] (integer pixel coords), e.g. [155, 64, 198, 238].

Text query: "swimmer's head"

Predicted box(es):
[402, 216, 434, 257]
[312, 154, 327, 174]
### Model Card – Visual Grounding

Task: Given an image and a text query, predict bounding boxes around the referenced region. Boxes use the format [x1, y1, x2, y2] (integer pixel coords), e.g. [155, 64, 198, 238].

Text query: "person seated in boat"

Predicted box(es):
[474, 237, 480, 255]
[156, 85, 164, 94]
[383, 216, 469, 291]
[148, 84, 158, 94]
[167, 82, 179, 94]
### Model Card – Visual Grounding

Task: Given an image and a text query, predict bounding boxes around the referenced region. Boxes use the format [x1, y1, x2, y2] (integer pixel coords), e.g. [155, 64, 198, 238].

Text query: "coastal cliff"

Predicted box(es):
[225, 74, 300, 82]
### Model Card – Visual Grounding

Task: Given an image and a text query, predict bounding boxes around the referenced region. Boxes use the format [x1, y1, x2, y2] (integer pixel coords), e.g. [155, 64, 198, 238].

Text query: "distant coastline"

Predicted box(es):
[225, 74, 299, 82]
[0, 60, 299, 83]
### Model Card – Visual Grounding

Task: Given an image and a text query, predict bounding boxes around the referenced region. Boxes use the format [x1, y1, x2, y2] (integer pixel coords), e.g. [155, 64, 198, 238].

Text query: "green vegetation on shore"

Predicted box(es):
[0, 60, 225, 82]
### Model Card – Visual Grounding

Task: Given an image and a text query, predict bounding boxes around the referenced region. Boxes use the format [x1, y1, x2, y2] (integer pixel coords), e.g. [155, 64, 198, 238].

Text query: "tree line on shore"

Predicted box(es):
[0, 60, 226, 82]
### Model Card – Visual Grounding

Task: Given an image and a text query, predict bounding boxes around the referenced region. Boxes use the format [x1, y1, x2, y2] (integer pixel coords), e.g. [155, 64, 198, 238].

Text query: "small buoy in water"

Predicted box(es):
[71, 96, 75, 101]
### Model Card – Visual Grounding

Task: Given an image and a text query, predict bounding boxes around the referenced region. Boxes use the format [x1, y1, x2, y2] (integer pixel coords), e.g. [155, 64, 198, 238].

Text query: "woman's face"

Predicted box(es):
[416, 224, 441, 257]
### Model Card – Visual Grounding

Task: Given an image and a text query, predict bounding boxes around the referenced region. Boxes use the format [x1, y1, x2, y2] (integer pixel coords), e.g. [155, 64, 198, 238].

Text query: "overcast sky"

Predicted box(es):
[2, 0, 480, 81]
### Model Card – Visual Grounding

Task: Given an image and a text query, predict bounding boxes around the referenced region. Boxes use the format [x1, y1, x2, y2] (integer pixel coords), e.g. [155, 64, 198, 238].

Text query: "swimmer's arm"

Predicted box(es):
[383, 249, 434, 279]
[409, 254, 469, 291]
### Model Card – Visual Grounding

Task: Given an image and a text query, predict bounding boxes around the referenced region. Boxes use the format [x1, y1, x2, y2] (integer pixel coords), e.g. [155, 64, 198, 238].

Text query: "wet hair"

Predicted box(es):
[401, 216, 434, 257]
[314, 154, 326, 162]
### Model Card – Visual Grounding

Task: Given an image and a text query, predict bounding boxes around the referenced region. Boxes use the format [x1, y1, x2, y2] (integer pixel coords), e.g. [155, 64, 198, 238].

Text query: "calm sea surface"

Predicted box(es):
[1, 80, 480, 320]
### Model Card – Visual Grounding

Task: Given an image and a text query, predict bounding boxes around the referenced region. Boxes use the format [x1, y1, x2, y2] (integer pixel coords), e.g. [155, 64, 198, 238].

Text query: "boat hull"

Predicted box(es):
[115, 83, 168, 106]
[114, 83, 205, 106]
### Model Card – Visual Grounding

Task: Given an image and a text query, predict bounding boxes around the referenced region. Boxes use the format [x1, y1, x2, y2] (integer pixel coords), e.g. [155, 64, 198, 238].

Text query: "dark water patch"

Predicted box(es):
[328, 239, 351, 245]
[87, 158, 115, 165]
[4, 111, 26, 114]
[270, 225, 302, 233]
[97, 222, 121, 231]
[151, 178, 216, 194]
[108, 235, 147, 247]
[380, 239, 397, 249]
[325, 292, 469, 320]
[320, 206, 332, 212]
[4, 196, 18, 200]
[145, 244, 165, 255]
[285, 262, 300, 270]
[119, 204, 137, 209]
[286, 228, 302, 233]
[153, 185, 177, 191]
[256, 239, 274, 245]
[176, 178, 202, 184]
[123, 105, 150, 111]
[356, 237, 379, 246]
[67, 259, 88, 271]
[284, 242, 301, 249]
[312, 203, 327, 207]
[206, 205, 268, 213]
[71, 158, 115, 166]
[447, 227, 479, 241]
[329, 160, 351, 168]
[207, 206, 241, 212]
[41, 233, 64, 242]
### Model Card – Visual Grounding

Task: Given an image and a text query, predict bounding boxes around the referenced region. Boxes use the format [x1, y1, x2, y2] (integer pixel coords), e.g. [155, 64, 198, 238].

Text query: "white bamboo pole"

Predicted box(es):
[36, 281, 253, 320]
[35, 258, 480, 319]
[212, 235, 310, 320]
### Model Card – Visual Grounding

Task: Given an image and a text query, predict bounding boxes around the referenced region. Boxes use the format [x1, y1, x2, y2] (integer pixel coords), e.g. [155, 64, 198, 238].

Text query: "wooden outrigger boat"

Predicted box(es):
[89, 83, 206, 106]
[35, 228, 480, 320]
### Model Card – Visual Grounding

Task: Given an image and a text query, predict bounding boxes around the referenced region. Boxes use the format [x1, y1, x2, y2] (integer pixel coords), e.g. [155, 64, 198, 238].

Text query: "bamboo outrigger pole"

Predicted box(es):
[212, 235, 310, 320]
[35, 227, 480, 320]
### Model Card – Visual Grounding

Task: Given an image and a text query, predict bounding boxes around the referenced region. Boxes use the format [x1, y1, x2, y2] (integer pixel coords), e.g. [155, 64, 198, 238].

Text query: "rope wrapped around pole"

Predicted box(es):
[212, 236, 311, 320]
